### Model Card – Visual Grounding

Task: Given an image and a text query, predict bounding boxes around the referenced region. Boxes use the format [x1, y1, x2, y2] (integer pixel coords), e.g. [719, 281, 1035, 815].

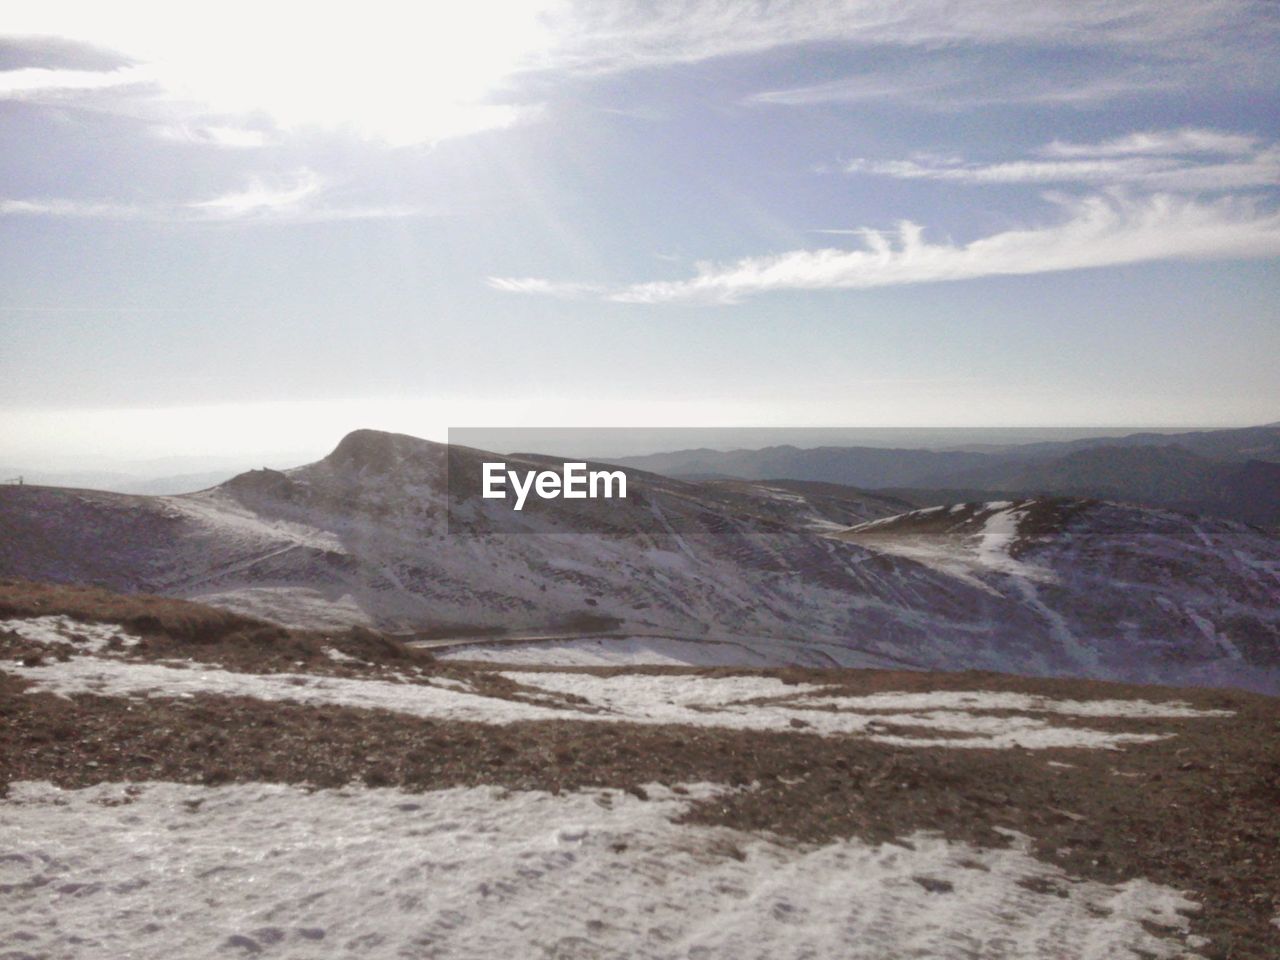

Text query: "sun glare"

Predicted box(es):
[5, 1, 558, 144]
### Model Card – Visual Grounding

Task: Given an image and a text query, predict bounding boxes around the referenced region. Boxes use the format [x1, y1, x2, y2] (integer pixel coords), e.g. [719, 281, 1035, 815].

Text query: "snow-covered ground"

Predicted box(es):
[0, 615, 138, 655]
[5, 617, 1230, 750]
[846, 503, 1049, 590]
[433, 633, 908, 669]
[435, 634, 781, 667]
[784, 689, 1234, 718]
[0, 779, 1207, 960]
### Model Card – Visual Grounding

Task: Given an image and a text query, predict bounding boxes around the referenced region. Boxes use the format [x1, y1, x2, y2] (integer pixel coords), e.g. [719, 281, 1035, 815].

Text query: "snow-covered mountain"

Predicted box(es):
[841, 499, 1280, 691]
[2, 429, 1277, 691]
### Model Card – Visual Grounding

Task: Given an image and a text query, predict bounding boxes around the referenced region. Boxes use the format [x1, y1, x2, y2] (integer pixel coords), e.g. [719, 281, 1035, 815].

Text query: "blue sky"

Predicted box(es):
[2, 1, 1278, 466]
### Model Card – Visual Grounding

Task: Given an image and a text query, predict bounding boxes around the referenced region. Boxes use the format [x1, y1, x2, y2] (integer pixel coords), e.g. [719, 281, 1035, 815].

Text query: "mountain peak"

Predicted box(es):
[324, 429, 439, 473]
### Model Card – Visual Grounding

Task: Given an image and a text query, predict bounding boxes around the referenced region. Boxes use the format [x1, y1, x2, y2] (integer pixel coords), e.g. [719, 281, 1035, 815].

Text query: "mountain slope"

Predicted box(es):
[0, 431, 1010, 670]
[842, 499, 1280, 691]
[2, 429, 1278, 691]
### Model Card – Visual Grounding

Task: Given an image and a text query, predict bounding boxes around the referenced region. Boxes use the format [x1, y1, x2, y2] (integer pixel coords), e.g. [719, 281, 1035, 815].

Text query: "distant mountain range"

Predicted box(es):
[610, 424, 1280, 530]
[2, 429, 1278, 692]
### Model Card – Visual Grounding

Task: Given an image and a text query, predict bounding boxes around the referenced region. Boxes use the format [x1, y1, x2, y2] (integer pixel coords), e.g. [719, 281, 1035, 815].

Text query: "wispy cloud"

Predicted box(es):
[748, 62, 1175, 110]
[0, 198, 143, 218]
[187, 170, 324, 220]
[542, 1, 1271, 75]
[491, 192, 1280, 304]
[728, 3, 1274, 110]
[1041, 129, 1261, 158]
[845, 129, 1280, 191]
[151, 124, 272, 149]
[0, 170, 421, 223]
[0, 63, 151, 98]
[486, 277, 604, 298]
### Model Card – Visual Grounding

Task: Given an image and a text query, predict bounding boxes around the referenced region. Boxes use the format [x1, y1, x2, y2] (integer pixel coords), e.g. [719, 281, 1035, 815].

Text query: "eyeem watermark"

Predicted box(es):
[482, 461, 627, 511]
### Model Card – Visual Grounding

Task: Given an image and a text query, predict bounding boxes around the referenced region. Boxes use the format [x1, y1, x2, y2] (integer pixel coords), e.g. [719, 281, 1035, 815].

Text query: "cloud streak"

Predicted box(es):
[0, 198, 142, 218]
[0, 63, 151, 97]
[0, 170, 421, 223]
[747, 61, 1177, 110]
[729, 3, 1274, 110]
[187, 170, 324, 220]
[845, 129, 1280, 192]
[1040, 129, 1261, 158]
[486, 277, 605, 299]
[543, 1, 1272, 74]
[151, 124, 272, 148]
[491, 192, 1280, 304]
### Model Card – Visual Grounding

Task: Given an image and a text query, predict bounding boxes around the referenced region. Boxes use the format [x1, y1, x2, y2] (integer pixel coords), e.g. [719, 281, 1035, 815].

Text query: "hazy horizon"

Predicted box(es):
[6, 421, 1276, 488]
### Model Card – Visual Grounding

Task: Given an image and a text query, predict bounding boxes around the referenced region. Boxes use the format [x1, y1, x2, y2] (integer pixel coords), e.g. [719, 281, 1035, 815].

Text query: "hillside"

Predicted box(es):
[0, 430, 996, 670]
[1, 429, 1278, 692]
[841, 498, 1280, 690]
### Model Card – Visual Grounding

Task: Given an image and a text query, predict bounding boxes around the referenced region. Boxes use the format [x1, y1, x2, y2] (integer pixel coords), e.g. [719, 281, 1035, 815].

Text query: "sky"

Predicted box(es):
[2, 1, 1278, 469]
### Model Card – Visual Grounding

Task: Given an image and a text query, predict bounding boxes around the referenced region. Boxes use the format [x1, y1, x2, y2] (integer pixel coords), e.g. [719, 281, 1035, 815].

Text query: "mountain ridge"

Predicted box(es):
[2, 429, 1278, 692]
[610, 423, 1280, 530]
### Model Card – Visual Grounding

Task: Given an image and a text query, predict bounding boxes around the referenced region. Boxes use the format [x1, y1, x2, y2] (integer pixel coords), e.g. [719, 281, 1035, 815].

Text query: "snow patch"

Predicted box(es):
[8, 656, 562, 726]
[975, 504, 1035, 577]
[438, 635, 785, 667]
[0, 779, 1206, 960]
[0, 615, 138, 654]
[4, 655, 1189, 750]
[790, 690, 1233, 719]
[499, 673, 1193, 750]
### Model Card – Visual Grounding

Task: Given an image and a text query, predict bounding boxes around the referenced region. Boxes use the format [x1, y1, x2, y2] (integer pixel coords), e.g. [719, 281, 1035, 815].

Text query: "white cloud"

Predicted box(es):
[0, 198, 143, 218]
[540, 1, 1267, 74]
[748, 63, 1176, 110]
[0, 63, 152, 97]
[729, 4, 1271, 109]
[495, 192, 1280, 304]
[0, 170, 420, 223]
[845, 129, 1280, 191]
[1041, 128, 1261, 158]
[486, 277, 604, 298]
[151, 124, 271, 148]
[187, 170, 323, 219]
